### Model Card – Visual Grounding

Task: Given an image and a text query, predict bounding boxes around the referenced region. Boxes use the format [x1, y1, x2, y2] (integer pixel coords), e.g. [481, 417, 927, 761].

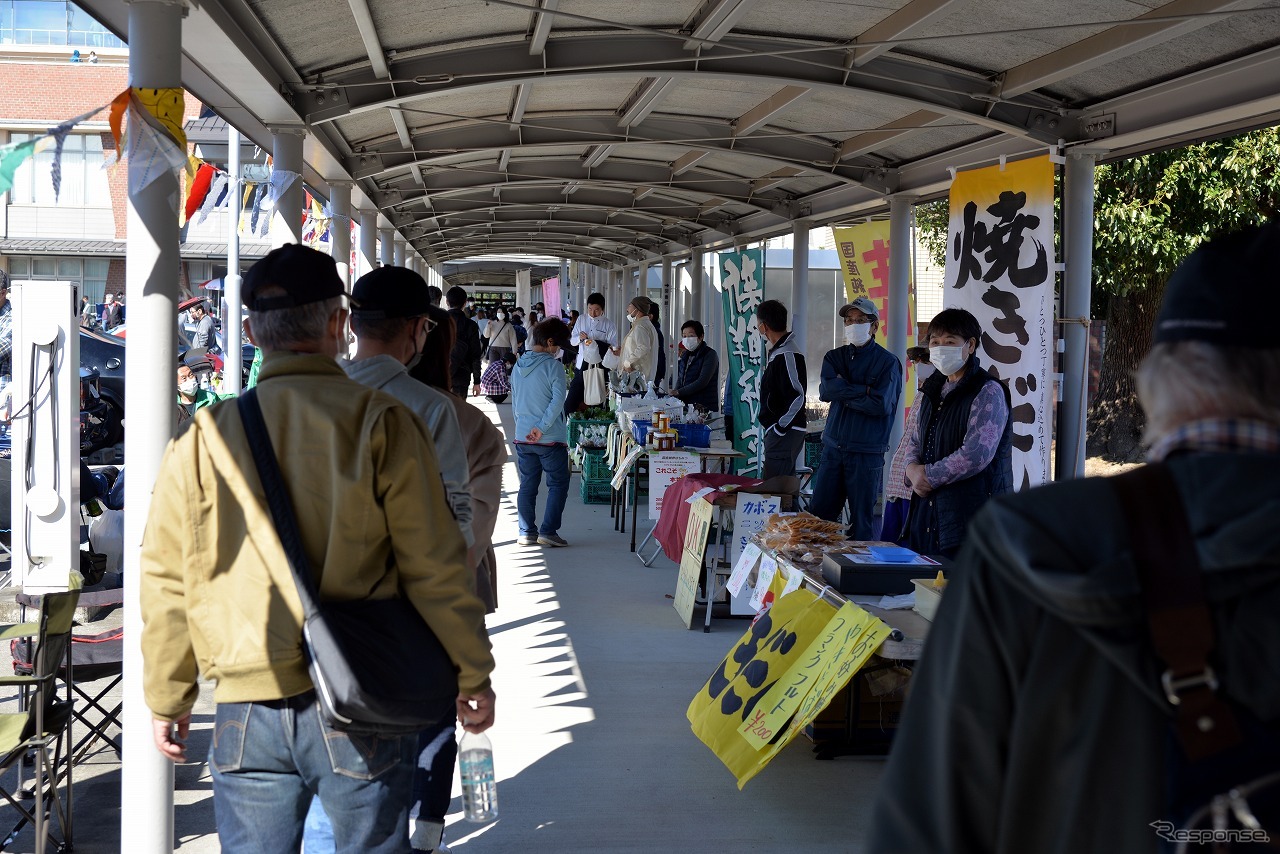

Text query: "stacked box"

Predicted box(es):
[580, 478, 613, 505]
[567, 417, 614, 449]
[578, 448, 614, 505]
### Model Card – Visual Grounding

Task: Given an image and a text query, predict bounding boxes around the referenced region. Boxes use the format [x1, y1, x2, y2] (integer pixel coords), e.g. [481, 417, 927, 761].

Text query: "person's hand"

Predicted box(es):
[471, 383, 481, 397]
[153, 713, 191, 762]
[906, 463, 933, 497]
[526, 426, 544, 442]
[457, 687, 496, 734]
[610, 346, 621, 355]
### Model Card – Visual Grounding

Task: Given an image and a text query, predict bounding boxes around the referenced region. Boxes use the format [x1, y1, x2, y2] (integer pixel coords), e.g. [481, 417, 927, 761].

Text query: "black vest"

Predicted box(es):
[910, 356, 1013, 553]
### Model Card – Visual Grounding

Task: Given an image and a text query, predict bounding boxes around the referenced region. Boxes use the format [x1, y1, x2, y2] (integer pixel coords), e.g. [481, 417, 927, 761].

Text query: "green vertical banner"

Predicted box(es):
[719, 248, 766, 476]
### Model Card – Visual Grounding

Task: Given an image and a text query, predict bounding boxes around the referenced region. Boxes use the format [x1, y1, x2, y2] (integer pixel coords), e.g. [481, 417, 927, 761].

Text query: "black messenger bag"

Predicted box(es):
[238, 390, 458, 734]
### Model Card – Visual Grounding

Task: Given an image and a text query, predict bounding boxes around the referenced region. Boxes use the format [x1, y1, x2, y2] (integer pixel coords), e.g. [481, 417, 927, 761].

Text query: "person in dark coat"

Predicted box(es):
[869, 222, 1280, 854]
[648, 302, 667, 391]
[445, 285, 483, 396]
[673, 320, 718, 411]
[902, 308, 1011, 559]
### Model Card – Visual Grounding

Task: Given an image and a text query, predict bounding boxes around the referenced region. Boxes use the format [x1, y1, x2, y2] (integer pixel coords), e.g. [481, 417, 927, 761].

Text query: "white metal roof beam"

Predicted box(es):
[497, 149, 511, 171]
[390, 108, 412, 148]
[836, 109, 947, 161]
[508, 83, 531, 131]
[671, 150, 710, 176]
[345, 0, 389, 79]
[997, 0, 1244, 98]
[732, 85, 811, 137]
[617, 76, 677, 128]
[529, 0, 559, 57]
[852, 0, 966, 67]
[683, 0, 760, 50]
[582, 144, 614, 169]
[750, 167, 803, 193]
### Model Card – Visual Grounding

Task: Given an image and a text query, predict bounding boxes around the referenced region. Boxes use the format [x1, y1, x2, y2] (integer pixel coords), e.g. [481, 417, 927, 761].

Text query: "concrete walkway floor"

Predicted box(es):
[0, 398, 883, 852]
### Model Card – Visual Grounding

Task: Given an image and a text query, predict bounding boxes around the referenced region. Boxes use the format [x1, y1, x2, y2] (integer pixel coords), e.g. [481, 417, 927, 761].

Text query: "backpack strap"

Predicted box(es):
[1112, 463, 1241, 760]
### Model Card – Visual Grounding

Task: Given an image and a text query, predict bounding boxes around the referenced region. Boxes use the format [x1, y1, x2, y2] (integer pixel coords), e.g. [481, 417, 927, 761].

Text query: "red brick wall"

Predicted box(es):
[106, 259, 125, 296]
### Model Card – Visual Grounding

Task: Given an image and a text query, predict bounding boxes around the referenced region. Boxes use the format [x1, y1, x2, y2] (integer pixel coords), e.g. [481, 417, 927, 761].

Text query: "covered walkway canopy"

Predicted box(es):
[67, 0, 1280, 849]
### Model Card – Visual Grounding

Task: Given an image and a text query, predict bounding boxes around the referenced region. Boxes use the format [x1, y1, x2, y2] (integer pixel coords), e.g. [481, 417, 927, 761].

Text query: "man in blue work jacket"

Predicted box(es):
[809, 296, 903, 539]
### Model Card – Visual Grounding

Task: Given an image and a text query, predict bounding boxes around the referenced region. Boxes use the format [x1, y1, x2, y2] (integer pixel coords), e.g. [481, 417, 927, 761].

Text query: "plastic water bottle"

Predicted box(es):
[459, 731, 498, 822]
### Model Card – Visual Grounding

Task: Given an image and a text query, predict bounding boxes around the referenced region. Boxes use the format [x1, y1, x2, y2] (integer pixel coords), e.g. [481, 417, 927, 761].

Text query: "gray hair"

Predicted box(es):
[1136, 341, 1280, 446]
[247, 286, 344, 351]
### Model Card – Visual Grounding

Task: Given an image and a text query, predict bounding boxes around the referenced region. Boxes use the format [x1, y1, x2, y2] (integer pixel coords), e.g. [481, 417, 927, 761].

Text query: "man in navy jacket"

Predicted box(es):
[810, 297, 902, 539]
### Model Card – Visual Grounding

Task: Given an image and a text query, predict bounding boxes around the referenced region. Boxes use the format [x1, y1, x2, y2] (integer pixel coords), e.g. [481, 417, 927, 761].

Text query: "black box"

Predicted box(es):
[821, 553, 921, 595]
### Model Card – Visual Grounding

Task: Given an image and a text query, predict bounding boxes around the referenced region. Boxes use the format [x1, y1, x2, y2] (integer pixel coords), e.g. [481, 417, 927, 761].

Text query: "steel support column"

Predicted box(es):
[223, 122, 243, 394]
[379, 223, 393, 265]
[359, 210, 378, 278]
[886, 196, 913, 460]
[329, 182, 352, 286]
[122, 3, 183, 850]
[792, 220, 810, 347]
[269, 127, 304, 248]
[1057, 152, 1098, 481]
[661, 255, 673, 384]
[393, 238, 406, 267]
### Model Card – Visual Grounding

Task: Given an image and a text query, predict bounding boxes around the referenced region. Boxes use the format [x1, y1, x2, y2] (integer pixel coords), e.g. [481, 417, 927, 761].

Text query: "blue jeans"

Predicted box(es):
[809, 446, 884, 541]
[210, 691, 416, 854]
[515, 443, 569, 536]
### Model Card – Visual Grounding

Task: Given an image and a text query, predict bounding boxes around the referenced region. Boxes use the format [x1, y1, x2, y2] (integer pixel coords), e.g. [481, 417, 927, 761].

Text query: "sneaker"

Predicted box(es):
[518, 534, 538, 546]
[538, 534, 569, 547]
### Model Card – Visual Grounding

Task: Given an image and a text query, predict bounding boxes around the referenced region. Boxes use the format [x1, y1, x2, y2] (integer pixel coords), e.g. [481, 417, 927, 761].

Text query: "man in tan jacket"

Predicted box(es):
[140, 244, 495, 854]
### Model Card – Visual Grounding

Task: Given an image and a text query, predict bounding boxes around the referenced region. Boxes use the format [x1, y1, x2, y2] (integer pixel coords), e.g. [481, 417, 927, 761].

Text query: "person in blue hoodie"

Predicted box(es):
[512, 317, 572, 547]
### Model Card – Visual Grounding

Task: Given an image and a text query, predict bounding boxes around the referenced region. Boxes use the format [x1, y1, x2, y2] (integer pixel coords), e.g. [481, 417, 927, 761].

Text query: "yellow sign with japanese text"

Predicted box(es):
[674, 497, 716, 628]
[687, 590, 889, 788]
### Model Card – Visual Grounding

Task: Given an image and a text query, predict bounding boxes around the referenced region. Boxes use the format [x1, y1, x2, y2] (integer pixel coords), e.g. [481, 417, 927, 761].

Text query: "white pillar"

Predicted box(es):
[393, 238, 406, 267]
[1057, 152, 1098, 481]
[123, 3, 183, 850]
[690, 247, 705, 326]
[792, 220, 809, 347]
[223, 122, 243, 394]
[661, 255, 674, 383]
[358, 210, 378, 279]
[329, 182, 352, 286]
[379, 223, 393, 266]
[269, 127, 305, 248]
[886, 196, 913, 460]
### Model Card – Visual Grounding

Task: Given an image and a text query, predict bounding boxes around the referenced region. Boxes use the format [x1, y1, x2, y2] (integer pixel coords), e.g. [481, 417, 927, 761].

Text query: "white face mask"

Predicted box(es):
[844, 322, 872, 346]
[178, 378, 198, 396]
[496, 312, 506, 321]
[929, 345, 968, 376]
[627, 313, 638, 324]
[915, 363, 936, 384]
[681, 336, 699, 351]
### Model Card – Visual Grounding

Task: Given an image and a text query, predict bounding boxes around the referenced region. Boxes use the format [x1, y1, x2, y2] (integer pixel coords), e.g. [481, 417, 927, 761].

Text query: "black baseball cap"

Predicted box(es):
[1154, 222, 1280, 348]
[351, 266, 432, 319]
[242, 244, 355, 311]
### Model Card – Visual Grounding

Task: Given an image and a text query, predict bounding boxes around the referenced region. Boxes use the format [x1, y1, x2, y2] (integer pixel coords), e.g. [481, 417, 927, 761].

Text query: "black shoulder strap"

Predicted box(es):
[1112, 463, 1241, 760]
[237, 389, 322, 617]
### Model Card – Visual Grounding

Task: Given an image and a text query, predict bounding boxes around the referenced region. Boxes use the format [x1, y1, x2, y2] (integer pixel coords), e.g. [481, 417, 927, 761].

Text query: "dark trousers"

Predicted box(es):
[762, 427, 806, 479]
[564, 365, 609, 416]
[809, 446, 884, 540]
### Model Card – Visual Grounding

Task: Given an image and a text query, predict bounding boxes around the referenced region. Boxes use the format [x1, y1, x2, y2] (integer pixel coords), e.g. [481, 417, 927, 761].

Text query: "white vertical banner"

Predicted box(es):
[943, 155, 1054, 489]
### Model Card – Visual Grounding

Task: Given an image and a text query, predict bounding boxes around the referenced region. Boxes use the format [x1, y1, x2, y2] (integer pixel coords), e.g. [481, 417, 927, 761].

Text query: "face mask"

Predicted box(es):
[682, 336, 699, 351]
[929, 345, 968, 376]
[496, 312, 506, 321]
[627, 313, 638, 324]
[915, 363, 936, 384]
[178, 378, 198, 396]
[844, 322, 872, 346]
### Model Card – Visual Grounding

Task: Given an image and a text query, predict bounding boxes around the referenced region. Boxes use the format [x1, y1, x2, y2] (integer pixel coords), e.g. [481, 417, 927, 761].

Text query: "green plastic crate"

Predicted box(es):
[580, 477, 613, 505]
[581, 450, 611, 482]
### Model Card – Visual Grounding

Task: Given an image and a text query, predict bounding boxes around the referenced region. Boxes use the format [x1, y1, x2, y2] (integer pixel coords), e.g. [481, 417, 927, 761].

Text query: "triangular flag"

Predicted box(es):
[184, 162, 216, 223]
[196, 172, 228, 224]
[108, 89, 129, 162]
[0, 138, 41, 197]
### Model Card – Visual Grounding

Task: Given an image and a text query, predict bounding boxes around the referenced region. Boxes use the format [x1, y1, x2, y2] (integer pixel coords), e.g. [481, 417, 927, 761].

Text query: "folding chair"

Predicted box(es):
[14, 589, 124, 767]
[0, 589, 80, 854]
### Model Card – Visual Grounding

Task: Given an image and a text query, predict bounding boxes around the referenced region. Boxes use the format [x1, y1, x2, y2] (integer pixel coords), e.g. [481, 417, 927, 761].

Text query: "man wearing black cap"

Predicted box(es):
[139, 244, 495, 854]
[809, 295, 902, 539]
[869, 223, 1280, 854]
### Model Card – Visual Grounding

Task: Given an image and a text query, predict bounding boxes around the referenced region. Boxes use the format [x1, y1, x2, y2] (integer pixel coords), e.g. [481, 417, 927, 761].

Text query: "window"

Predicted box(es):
[31, 258, 55, 277]
[10, 132, 110, 207]
[0, 2, 123, 47]
[82, 257, 107, 304]
[8, 257, 29, 277]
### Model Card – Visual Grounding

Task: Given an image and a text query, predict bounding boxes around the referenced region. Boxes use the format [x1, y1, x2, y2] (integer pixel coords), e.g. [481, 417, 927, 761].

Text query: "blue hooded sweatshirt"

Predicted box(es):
[512, 350, 568, 445]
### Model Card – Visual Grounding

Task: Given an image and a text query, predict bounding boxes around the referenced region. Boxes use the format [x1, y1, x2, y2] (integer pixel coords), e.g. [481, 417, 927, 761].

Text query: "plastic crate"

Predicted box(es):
[674, 423, 711, 448]
[581, 449, 611, 481]
[805, 434, 824, 468]
[580, 478, 613, 505]
[568, 418, 613, 449]
[631, 419, 652, 445]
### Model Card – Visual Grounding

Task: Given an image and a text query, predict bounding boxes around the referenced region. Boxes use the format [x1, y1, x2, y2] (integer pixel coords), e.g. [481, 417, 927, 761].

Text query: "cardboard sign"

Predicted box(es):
[730, 495, 782, 568]
[649, 451, 698, 520]
[674, 496, 716, 629]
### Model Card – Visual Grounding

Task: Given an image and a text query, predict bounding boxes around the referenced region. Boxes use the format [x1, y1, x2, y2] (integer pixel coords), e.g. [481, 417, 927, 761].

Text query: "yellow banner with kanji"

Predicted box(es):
[833, 222, 918, 407]
[687, 590, 888, 788]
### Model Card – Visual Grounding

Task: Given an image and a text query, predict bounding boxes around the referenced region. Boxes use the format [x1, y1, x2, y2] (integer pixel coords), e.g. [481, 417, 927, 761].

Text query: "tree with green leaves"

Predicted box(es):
[915, 126, 1280, 462]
